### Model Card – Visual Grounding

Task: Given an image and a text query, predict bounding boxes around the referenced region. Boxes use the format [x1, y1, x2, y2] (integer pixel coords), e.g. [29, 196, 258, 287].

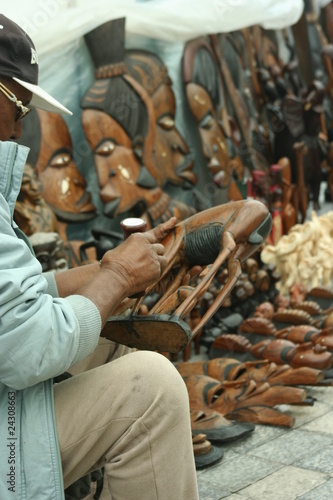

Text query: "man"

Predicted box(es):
[0, 14, 199, 500]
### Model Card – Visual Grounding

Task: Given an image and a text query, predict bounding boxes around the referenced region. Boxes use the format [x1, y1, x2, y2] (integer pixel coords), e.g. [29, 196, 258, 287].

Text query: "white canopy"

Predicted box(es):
[2, 0, 304, 56]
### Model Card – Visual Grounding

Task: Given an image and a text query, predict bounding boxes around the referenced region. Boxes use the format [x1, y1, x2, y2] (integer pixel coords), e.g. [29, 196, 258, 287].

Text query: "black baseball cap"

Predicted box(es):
[0, 13, 72, 115]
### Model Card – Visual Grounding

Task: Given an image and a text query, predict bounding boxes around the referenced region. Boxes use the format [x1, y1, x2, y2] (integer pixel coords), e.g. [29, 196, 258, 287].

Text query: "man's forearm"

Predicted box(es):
[54, 261, 100, 297]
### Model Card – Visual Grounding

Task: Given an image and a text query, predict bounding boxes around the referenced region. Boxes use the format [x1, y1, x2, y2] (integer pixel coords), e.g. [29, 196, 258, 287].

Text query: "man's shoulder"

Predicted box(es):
[0, 140, 30, 157]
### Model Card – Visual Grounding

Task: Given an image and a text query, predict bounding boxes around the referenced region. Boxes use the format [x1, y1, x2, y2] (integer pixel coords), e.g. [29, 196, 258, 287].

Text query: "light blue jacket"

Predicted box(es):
[0, 141, 102, 499]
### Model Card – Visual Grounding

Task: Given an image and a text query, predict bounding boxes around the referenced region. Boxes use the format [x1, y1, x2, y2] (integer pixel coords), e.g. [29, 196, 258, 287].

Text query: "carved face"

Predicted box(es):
[29, 232, 70, 273]
[185, 82, 232, 188]
[124, 51, 197, 189]
[151, 82, 197, 187]
[20, 110, 97, 223]
[81, 73, 197, 224]
[81, 108, 161, 218]
[19, 163, 43, 204]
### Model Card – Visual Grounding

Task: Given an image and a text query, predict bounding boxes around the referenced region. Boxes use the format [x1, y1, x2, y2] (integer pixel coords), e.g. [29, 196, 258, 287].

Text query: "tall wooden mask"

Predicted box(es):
[182, 37, 244, 195]
[81, 18, 196, 225]
[125, 49, 197, 189]
[81, 18, 165, 220]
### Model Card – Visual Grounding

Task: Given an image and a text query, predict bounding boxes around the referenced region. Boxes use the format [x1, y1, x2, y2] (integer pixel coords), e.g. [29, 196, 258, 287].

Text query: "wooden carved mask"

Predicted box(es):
[18, 109, 97, 223]
[183, 38, 243, 191]
[125, 49, 197, 189]
[81, 75, 162, 219]
[81, 18, 196, 225]
[81, 18, 169, 220]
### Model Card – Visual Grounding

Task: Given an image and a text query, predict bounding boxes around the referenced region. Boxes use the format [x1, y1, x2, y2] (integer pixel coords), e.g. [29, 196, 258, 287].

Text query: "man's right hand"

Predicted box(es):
[100, 217, 177, 299]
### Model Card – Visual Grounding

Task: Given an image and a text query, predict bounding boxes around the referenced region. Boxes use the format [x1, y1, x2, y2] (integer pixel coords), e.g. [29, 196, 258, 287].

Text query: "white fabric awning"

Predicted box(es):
[2, 0, 304, 56]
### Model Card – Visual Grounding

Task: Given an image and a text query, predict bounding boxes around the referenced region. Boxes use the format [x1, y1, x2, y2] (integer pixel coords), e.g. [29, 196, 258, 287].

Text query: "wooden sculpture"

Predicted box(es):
[14, 163, 59, 236]
[293, 141, 308, 222]
[17, 108, 97, 242]
[28, 231, 71, 273]
[210, 33, 273, 174]
[219, 30, 273, 165]
[102, 199, 272, 352]
[81, 17, 197, 228]
[182, 36, 245, 200]
[277, 157, 297, 234]
[124, 49, 198, 190]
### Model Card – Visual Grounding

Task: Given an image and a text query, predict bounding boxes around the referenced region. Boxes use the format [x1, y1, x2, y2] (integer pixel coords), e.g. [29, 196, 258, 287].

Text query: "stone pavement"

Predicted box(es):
[196, 383, 333, 499]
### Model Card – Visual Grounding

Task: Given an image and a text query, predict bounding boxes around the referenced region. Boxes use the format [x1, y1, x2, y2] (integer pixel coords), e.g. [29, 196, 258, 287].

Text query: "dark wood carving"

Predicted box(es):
[82, 18, 196, 227]
[125, 49, 198, 190]
[182, 36, 245, 201]
[104, 199, 272, 351]
[18, 109, 97, 229]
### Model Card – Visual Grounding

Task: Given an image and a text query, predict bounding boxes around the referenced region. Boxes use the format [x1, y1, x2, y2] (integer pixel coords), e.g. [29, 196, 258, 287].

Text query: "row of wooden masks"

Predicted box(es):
[15, 13, 332, 269]
[196, 4, 333, 237]
[9, 27, 262, 248]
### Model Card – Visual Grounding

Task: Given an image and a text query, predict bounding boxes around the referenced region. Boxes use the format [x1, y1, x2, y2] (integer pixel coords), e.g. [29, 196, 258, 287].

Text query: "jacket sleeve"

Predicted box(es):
[42, 271, 60, 298]
[0, 202, 101, 390]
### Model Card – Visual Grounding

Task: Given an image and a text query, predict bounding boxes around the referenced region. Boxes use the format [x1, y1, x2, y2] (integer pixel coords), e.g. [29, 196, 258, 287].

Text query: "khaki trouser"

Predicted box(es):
[54, 339, 199, 500]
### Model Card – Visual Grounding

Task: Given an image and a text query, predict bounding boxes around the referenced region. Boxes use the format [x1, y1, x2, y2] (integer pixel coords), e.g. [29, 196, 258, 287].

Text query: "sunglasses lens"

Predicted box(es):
[15, 110, 23, 122]
[15, 106, 31, 122]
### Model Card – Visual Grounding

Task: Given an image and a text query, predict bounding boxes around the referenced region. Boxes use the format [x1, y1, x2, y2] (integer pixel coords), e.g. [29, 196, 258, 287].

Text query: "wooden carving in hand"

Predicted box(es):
[102, 199, 272, 352]
[137, 199, 272, 335]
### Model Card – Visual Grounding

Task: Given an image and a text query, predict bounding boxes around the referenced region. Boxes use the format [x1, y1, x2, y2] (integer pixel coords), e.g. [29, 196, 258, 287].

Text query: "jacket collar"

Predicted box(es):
[0, 141, 30, 217]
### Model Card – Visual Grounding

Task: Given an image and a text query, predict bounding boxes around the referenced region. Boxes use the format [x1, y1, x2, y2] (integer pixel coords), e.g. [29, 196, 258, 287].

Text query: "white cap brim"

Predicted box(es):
[13, 77, 73, 116]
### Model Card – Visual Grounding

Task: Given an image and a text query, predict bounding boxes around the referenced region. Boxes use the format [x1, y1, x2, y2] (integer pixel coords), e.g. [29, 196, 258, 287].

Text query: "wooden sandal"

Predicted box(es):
[275, 325, 321, 343]
[239, 317, 277, 336]
[209, 379, 307, 411]
[185, 374, 297, 428]
[190, 409, 255, 443]
[224, 405, 295, 428]
[276, 325, 333, 351]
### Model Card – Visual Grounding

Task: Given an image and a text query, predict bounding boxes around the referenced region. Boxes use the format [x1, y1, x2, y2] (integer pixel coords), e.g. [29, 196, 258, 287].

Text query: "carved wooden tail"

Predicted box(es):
[293, 142, 308, 223]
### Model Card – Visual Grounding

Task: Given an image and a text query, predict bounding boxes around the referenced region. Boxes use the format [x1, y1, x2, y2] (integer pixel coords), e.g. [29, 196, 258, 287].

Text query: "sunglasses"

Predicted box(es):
[0, 81, 32, 121]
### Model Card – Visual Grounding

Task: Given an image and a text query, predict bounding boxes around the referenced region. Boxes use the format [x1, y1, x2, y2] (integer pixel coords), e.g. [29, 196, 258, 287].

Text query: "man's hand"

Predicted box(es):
[100, 217, 178, 297]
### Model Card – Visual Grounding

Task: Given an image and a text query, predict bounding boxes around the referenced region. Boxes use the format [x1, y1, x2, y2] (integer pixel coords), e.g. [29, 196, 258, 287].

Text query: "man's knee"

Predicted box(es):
[128, 351, 189, 409]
